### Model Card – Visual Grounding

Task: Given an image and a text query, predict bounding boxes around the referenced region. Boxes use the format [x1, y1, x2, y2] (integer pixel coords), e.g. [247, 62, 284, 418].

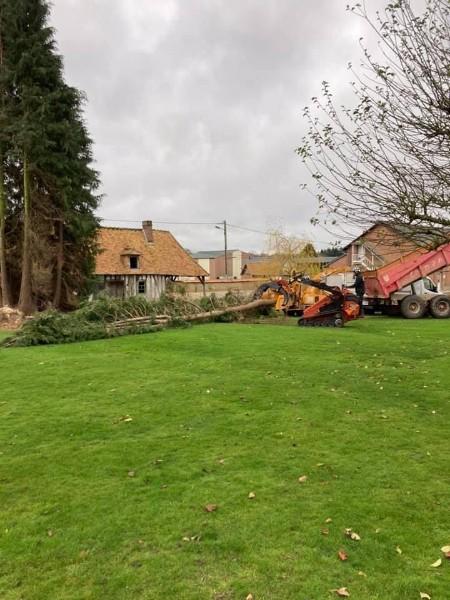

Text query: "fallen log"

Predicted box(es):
[107, 298, 275, 331]
[111, 316, 154, 326]
[184, 298, 275, 322]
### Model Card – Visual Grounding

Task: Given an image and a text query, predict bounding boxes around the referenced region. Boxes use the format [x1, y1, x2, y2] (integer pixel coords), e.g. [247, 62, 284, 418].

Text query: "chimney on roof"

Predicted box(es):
[142, 220, 153, 243]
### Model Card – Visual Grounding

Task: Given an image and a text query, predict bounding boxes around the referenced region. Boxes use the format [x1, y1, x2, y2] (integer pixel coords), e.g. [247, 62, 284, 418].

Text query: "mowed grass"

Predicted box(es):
[0, 330, 12, 342]
[1, 318, 449, 600]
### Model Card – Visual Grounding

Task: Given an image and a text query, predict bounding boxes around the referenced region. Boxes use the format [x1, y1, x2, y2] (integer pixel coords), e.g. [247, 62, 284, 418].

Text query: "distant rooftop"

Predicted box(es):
[190, 249, 240, 259]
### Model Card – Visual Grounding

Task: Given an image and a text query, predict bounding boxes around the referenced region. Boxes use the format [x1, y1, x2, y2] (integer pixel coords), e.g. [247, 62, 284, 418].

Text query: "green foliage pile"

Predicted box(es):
[2, 293, 250, 347]
[6, 310, 108, 347]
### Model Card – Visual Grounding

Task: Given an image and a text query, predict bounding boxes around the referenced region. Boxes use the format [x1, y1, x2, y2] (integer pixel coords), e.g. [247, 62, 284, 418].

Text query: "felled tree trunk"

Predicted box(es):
[107, 298, 276, 333]
[184, 298, 275, 322]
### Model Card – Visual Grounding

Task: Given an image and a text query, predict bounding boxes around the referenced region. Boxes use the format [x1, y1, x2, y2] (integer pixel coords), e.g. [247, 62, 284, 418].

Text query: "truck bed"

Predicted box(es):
[364, 242, 450, 298]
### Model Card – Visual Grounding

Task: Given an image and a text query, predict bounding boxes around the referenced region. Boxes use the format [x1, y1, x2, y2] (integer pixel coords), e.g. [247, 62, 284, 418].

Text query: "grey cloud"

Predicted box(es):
[51, 0, 390, 251]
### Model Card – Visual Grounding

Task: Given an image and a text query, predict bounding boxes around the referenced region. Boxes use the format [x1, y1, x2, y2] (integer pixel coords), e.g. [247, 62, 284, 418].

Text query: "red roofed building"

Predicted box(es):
[95, 221, 207, 299]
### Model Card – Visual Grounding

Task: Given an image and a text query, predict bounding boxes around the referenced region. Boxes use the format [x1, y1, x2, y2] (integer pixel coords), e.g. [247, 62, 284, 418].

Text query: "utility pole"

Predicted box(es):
[215, 220, 229, 278]
[223, 219, 228, 277]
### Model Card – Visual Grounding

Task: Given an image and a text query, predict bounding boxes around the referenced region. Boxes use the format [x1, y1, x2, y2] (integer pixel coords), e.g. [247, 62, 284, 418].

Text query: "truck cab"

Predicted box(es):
[390, 276, 439, 306]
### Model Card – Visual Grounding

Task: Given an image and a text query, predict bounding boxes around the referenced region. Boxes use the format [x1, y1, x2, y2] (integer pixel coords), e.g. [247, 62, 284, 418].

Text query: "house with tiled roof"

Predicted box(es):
[95, 221, 208, 299]
[327, 222, 450, 290]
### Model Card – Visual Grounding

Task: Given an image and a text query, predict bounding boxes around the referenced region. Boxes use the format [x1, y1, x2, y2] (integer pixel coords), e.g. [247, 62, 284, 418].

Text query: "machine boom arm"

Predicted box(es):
[300, 277, 341, 295]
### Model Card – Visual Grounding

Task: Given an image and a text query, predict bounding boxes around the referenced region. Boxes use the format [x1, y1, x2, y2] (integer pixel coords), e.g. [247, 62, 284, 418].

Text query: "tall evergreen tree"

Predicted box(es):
[0, 0, 100, 312]
[0, 2, 12, 306]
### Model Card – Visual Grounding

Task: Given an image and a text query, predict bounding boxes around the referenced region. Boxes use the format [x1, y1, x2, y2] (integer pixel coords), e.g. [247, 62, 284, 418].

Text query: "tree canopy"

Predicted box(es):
[0, 0, 100, 312]
[265, 228, 322, 277]
[297, 0, 450, 249]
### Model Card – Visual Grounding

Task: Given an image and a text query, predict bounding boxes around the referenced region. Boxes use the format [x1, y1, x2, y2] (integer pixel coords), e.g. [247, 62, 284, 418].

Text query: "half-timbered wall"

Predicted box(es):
[103, 274, 169, 300]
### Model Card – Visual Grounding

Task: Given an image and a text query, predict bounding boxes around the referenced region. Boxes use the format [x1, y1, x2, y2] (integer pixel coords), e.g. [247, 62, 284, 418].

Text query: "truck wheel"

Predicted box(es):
[400, 295, 427, 319]
[429, 295, 450, 319]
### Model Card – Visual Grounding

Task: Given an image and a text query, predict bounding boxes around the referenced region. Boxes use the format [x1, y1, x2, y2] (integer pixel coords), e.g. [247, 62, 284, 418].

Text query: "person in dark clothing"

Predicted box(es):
[349, 269, 365, 317]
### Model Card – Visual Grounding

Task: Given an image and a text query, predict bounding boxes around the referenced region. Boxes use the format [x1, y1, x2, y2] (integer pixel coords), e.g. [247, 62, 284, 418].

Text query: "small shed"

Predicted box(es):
[95, 221, 207, 299]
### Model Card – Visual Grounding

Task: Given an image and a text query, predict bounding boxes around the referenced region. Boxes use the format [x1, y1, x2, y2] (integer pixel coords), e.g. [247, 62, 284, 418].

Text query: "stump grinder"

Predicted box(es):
[297, 278, 360, 327]
[254, 275, 360, 327]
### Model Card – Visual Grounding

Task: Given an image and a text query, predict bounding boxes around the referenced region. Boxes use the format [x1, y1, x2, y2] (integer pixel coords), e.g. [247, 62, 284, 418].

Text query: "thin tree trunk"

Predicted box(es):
[0, 16, 11, 307]
[0, 154, 11, 306]
[18, 154, 33, 314]
[53, 219, 64, 308]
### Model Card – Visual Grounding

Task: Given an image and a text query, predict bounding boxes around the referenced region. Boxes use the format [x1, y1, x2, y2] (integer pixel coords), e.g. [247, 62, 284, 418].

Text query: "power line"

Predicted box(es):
[98, 216, 343, 246]
[99, 217, 221, 226]
[227, 223, 267, 235]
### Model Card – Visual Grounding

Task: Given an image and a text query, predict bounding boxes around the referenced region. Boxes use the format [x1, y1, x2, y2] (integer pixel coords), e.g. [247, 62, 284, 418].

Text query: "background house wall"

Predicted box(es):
[191, 250, 250, 279]
[175, 278, 260, 299]
[328, 223, 450, 291]
[103, 274, 169, 300]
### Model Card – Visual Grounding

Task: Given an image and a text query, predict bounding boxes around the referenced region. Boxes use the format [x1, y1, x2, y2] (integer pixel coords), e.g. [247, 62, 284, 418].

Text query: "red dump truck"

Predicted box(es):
[327, 242, 450, 319]
[364, 242, 450, 318]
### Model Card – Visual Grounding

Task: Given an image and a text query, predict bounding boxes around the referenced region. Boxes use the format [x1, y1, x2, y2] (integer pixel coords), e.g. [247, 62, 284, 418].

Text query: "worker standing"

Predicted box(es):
[349, 269, 366, 317]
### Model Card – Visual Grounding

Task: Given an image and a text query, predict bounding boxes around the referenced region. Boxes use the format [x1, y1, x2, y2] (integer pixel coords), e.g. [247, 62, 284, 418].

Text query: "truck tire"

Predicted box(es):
[429, 295, 450, 319]
[400, 295, 427, 319]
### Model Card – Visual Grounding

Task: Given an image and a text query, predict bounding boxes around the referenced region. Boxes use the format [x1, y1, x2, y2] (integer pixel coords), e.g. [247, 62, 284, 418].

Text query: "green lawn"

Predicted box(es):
[1, 318, 449, 599]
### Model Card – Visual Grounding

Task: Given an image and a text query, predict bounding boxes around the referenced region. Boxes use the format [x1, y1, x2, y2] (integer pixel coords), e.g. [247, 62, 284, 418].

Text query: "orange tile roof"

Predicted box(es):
[95, 227, 208, 277]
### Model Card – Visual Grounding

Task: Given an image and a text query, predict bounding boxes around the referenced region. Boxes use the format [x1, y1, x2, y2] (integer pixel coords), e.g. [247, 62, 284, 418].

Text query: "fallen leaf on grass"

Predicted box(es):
[321, 528, 330, 536]
[419, 593, 431, 600]
[430, 558, 442, 568]
[298, 475, 308, 483]
[344, 528, 361, 541]
[441, 545, 450, 553]
[325, 518, 333, 523]
[127, 470, 135, 478]
[115, 415, 133, 424]
[248, 492, 256, 499]
[246, 595, 254, 600]
[333, 587, 350, 597]
[47, 530, 53, 537]
[396, 546, 402, 555]
[204, 504, 218, 513]
[338, 550, 348, 561]
[182, 535, 201, 542]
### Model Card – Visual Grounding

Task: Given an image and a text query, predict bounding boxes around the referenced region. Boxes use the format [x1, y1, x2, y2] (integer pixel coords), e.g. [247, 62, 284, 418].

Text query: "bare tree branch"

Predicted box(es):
[297, 0, 450, 248]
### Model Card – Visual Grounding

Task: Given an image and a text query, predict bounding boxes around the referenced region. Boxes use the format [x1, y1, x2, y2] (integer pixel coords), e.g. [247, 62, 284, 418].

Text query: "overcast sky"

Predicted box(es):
[51, 0, 390, 252]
